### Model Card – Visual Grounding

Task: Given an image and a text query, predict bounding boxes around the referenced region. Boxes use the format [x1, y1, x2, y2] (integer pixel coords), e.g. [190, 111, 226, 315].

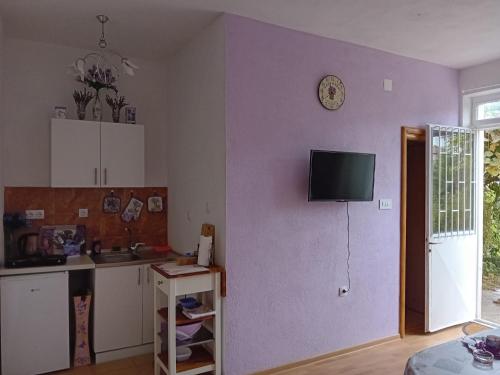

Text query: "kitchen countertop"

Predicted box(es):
[0, 251, 181, 276]
[0, 254, 95, 276]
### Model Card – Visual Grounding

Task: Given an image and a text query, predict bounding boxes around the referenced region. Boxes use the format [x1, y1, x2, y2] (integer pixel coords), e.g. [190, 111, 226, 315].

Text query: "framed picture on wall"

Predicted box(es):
[121, 196, 143, 222]
[103, 191, 121, 214]
[125, 107, 136, 124]
[147, 195, 163, 213]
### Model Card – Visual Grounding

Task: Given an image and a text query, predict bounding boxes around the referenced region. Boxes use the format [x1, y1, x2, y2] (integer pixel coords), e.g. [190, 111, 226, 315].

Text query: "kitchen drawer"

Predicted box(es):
[156, 272, 214, 296]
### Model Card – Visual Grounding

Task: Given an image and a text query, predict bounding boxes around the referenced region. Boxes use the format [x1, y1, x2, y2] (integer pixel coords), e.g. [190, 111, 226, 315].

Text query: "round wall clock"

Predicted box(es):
[318, 75, 345, 110]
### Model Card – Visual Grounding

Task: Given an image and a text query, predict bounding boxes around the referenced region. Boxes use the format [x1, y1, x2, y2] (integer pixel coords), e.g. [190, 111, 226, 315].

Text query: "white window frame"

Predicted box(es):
[472, 92, 500, 128]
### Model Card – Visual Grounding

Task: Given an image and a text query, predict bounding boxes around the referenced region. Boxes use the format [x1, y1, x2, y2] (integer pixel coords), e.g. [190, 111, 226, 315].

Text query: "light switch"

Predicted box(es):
[79, 208, 89, 218]
[383, 79, 393, 92]
[379, 199, 392, 210]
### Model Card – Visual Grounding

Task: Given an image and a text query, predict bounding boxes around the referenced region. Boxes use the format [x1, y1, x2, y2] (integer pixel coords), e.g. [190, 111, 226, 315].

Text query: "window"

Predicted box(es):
[472, 93, 500, 127]
[477, 101, 500, 121]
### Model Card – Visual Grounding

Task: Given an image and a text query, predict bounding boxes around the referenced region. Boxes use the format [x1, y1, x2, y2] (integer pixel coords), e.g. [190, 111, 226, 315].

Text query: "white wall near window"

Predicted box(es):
[460, 58, 500, 93]
[165, 16, 226, 265]
[460, 57, 500, 128]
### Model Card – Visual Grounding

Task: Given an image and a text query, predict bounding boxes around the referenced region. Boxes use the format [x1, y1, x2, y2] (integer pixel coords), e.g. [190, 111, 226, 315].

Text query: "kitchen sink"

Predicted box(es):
[92, 249, 179, 265]
[92, 252, 140, 264]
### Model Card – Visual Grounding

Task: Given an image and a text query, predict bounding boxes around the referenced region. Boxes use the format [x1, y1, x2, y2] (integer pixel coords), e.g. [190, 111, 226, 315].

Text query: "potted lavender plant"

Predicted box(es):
[77, 65, 118, 121]
[105, 94, 128, 123]
[72, 88, 94, 120]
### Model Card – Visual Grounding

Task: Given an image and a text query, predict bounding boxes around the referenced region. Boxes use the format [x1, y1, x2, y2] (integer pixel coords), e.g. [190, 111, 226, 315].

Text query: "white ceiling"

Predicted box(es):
[0, 0, 499, 68]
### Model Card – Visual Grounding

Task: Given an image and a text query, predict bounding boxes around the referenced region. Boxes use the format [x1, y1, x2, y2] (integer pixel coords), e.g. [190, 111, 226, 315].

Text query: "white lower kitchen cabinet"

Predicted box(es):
[93, 264, 155, 359]
[94, 265, 143, 352]
[142, 264, 155, 343]
[1, 272, 70, 375]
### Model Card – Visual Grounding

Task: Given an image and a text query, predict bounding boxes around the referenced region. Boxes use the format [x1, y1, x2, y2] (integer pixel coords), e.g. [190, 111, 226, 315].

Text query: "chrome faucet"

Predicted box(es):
[129, 242, 146, 253]
[124, 227, 145, 253]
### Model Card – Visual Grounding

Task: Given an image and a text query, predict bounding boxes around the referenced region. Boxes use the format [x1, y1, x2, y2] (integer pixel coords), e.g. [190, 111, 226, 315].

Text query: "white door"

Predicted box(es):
[1, 272, 69, 375]
[426, 125, 479, 332]
[94, 265, 143, 352]
[100, 122, 145, 187]
[51, 119, 101, 187]
[142, 264, 155, 343]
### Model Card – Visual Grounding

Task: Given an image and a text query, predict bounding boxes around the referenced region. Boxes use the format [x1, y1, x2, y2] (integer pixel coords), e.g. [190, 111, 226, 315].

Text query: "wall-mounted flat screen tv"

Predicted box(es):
[308, 150, 375, 202]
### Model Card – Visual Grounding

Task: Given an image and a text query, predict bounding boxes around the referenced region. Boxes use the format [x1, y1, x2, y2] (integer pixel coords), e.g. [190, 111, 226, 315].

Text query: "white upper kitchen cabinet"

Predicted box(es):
[50, 119, 144, 187]
[51, 119, 101, 187]
[100, 122, 144, 187]
[94, 265, 143, 352]
[142, 264, 155, 344]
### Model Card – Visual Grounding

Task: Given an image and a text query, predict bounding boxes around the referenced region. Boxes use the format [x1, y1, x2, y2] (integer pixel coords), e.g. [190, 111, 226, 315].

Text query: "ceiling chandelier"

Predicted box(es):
[70, 15, 139, 85]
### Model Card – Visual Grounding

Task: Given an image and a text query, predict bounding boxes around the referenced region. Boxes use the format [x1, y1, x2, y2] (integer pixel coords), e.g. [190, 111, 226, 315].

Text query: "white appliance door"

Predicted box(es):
[1, 272, 69, 375]
[426, 125, 479, 332]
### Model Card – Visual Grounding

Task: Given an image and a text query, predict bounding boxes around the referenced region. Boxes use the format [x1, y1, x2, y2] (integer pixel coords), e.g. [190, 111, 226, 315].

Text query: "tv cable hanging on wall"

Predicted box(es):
[340, 201, 351, 296]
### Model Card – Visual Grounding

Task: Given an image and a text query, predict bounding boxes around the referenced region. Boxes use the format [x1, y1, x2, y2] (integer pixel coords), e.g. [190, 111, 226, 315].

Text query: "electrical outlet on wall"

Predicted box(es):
[79, 208, 88, 218]
[25, 209, 44, 220]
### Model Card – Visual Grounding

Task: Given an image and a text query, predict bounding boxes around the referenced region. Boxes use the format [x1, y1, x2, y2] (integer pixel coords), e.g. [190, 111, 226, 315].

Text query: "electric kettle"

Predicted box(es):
[17, 233, 40, 256]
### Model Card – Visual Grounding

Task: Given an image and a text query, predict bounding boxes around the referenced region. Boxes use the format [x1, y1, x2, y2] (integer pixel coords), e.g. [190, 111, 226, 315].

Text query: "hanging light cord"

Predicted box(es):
[346, 201, 351, 291]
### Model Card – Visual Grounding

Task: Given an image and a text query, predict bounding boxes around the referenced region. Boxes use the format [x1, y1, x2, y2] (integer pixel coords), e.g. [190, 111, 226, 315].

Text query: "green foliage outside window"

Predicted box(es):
[483, 130, 500, 288]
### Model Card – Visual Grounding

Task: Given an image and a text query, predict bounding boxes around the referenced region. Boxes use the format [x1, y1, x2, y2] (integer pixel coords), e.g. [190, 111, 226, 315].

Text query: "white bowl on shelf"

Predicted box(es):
[176, 346, 192, 362]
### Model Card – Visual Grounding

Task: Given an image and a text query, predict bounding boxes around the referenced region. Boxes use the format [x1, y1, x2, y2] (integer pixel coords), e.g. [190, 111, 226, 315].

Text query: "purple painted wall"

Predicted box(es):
[224, 15, 459, 374]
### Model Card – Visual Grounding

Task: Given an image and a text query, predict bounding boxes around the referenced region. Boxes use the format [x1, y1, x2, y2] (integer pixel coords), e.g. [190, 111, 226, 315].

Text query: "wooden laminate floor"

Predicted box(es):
[59, 318, 488, 375]
[56, 354, 154, 375]
[273, 317, 488, 375]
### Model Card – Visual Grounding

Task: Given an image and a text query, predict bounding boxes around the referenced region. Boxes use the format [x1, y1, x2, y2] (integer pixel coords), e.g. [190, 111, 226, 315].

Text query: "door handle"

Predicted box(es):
[428, 241, 442, 253]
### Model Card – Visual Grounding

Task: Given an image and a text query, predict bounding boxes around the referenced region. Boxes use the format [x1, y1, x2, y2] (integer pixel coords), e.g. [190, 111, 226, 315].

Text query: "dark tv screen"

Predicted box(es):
[308, 150, 375, 201]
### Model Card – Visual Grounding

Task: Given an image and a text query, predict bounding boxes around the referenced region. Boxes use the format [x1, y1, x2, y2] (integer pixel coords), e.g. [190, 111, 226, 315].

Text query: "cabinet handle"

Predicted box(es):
[158, 280, 163, 286]
[104, 168, 108, 185]
[138, 268, 141, 285]
[94, 168, 98, 185]
[147, 267, 150, 284]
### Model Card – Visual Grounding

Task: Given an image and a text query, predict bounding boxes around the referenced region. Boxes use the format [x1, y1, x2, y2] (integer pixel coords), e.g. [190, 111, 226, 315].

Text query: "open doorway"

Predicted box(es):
[402, 125, 482, 336]
[400, 127, 426, 336]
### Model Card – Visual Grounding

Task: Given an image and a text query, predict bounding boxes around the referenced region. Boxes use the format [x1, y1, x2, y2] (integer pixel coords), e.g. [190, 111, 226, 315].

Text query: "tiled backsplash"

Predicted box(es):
[4, 187, 168, 249]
